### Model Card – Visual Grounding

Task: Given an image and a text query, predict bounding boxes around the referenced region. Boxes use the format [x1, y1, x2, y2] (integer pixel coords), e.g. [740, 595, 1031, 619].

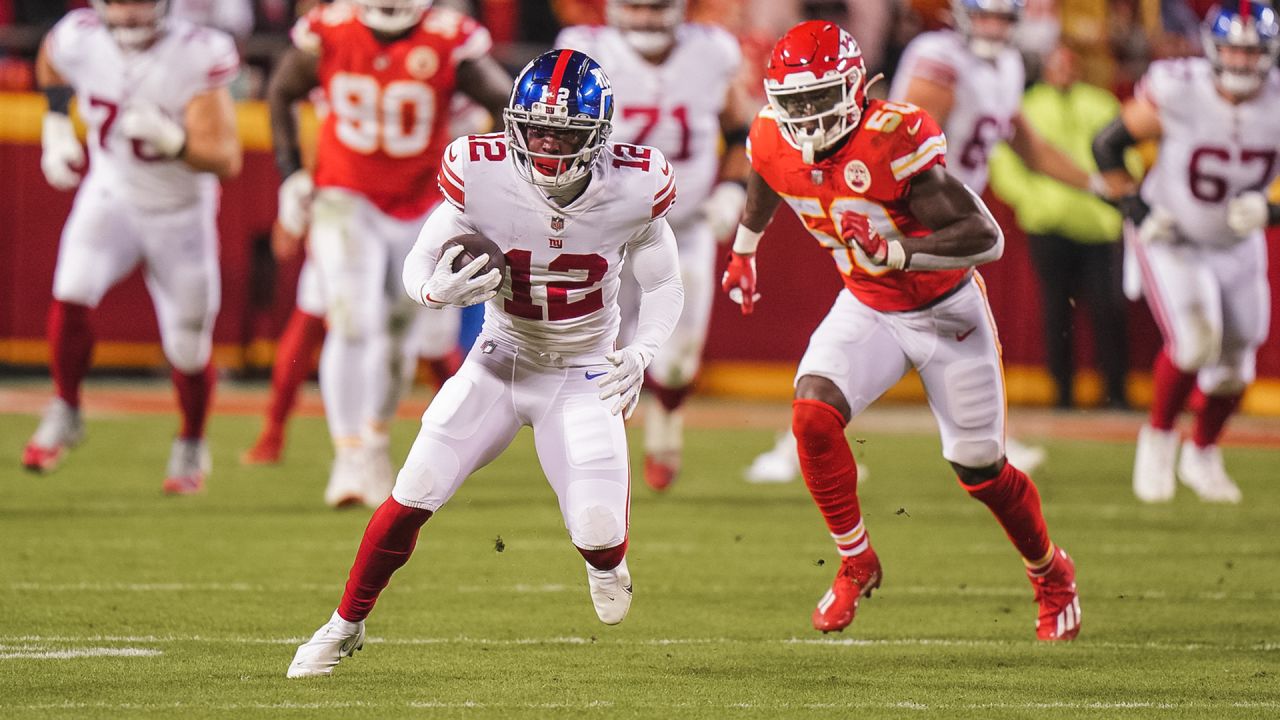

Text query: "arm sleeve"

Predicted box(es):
[403, 202, 480, 306]
[197, 30, 241, 92]
[625, 219, 684, 360]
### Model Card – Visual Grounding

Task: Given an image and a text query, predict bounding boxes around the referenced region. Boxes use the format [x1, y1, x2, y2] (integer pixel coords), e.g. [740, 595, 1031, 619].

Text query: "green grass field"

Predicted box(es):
[2, 390, 1279, 719]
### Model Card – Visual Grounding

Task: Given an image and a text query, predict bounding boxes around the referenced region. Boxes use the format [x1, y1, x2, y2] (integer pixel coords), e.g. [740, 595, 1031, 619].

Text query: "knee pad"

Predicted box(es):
[943, 359, 1001, 430]
[567, 497, 626, 550]
[392, 433, 461, 509]
[162, 318, 213, 374]
[1170, 306, 1221, 371]
[1198, 353, 1256, 395]
[946, 439, 1004, 469]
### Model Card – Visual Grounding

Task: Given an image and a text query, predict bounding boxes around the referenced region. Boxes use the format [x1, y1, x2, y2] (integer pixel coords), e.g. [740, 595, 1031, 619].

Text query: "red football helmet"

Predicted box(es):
[765, 21, 872, 164]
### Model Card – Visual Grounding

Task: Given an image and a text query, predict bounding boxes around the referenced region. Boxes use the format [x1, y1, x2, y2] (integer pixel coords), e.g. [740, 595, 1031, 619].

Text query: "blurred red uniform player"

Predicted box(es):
[722, 21, 1080, 640]
[250, 0, 510, 507]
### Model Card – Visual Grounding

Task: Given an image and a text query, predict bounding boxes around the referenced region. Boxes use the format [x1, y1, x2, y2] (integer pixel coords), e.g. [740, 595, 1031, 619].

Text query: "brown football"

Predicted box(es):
[443, 233, 506, 279]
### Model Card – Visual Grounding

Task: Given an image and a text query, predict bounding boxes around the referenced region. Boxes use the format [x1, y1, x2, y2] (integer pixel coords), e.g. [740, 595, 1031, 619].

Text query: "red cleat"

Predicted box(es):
[241, 428, 284, 465]
[643, 454, 678, 492]
[22, 442, 66, 473]
[1029, 547, 1081, 642]
[812, 548, 882, 633]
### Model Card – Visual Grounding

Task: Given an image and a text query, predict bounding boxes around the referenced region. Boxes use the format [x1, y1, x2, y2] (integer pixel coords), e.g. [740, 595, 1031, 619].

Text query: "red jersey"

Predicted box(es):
[748, 99, 968, 312]
[291, 4, 492, 219]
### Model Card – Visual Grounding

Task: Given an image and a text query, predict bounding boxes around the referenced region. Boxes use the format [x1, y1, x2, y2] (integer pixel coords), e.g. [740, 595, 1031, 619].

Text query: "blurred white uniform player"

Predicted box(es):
[744, 0, 1100, 483]
[1095, 2, 1280, 504]
[24, 0, 241, 494]
[556, 0, 750, 491]
[288, 50, 683, 678]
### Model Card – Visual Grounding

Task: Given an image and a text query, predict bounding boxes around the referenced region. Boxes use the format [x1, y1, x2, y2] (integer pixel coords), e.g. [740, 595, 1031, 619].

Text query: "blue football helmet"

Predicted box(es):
[1204, 1, 1280, 97]
[504, 50, 615, 189]
[951, 0, 1025, 59]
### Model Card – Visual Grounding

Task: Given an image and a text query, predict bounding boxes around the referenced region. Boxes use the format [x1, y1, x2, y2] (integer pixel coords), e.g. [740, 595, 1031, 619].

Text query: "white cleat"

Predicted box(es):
[287, 610, 366, 678]
[1133, 424, 1179, 503]
[586, 558, 633, 625]
[745, 432, 800, 483]
[1177, 442, 1242, 504]
[1005, 437, 1047, 475]
[22, 398, 85, 473]
[325, 447, 366, 508]
[163, 438, 210, 495]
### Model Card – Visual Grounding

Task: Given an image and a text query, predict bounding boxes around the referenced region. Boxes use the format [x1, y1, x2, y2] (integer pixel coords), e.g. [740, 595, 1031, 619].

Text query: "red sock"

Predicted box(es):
[425, 346, 464, 390]
[647, 380, 693, 412]
[338, 498, 433, 622]
[964, 462, 1052, 565]
[578, 538, 627, 571]
[1193, 392, 1242, 448]
[792, 399, 863, 544]
[48, 300, 94, 408]
[266, 309, 326, 433]
[172, 363, 216, 440]
[1150, 350, 1197, 431]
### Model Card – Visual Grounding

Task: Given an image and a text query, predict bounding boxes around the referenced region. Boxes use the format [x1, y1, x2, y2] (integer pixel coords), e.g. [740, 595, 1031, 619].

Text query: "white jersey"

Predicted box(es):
[46, 10, 239, 211]
[1137, 58, 1280, 246]
[889, 30, 1023, 194]
[554, 24, 740, 228]
[433, 133, 678, 356]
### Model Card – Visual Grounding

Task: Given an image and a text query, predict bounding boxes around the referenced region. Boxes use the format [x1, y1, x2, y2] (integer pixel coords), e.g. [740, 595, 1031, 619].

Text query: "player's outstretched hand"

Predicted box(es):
[598, 346, 652, 420]
[721, 251, 760, 314]
[277, 170, 314, 240]
[421, 244, 502, 309]
[1226, 191, 1268, 237]
[40, 113, 85, 191]
[120, 103, 187, 159]
[840, 210, 905, 269]
[1137, 206, 1178, 245]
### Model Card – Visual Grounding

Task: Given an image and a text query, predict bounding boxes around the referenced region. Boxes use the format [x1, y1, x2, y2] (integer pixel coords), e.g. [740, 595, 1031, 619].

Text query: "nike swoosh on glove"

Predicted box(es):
[421, 244, 502, 309]
[597, 346, 652, 419]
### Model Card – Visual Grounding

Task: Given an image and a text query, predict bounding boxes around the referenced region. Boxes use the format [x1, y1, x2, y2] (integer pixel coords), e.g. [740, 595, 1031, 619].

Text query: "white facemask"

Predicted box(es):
[968, 36, 1005, 60]
[1218, 69, 1264, 97]
[623, 29, 675, 56]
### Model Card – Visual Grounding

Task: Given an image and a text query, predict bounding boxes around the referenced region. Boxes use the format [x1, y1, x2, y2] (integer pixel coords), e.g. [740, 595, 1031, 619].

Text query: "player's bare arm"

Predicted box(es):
[720, 169, 783, 314]
[1006, 113, 1091, 191]
[178, 87, 242, 179]
[456, 54, 514, 124]
[899, 75, 954, 128]
[877, 164, 1001, 269]
[267, 47, 321, 181]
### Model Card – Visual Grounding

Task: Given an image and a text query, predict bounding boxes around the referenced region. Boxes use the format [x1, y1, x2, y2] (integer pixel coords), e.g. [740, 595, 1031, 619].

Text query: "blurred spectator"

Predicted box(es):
[171, 0, 255, 40]
[988, 45, 1133, 410]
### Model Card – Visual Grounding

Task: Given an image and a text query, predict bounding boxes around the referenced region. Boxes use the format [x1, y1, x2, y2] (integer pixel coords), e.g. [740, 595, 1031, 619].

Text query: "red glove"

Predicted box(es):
[839, 210, 905, 269]
[721, 251, 760, 314]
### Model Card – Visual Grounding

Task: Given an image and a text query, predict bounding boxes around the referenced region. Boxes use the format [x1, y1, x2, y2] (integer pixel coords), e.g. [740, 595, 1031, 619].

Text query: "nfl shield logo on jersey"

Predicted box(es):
[844, 160, 872, 193]
[551, 215, 565, 231]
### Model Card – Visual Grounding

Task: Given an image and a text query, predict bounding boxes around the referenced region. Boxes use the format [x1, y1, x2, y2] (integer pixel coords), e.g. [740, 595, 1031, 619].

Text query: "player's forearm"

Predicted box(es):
[266, 50, 318, 180]
[182, 91, 242, 179]
[628, 222, 684, 358]
[1012, 120, 1090, 191]
[1091, 117, 1140, 197]
[901, 215, 1004, 270]
[739, 171, 782, 236]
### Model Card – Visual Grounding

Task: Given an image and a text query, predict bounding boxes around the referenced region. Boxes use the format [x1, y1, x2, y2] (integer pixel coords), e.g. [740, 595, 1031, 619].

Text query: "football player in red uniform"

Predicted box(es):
[722, 22, 1080, 641]
[248, 0, 510, 506]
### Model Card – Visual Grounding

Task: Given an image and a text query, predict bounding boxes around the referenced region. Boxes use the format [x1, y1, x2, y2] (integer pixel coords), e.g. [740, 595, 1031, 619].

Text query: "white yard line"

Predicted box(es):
[6, 700, 1279, 711]
[0, 647, 161, 660]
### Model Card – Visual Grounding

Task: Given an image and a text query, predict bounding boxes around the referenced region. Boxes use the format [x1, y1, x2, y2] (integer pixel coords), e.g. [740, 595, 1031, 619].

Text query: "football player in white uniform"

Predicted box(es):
[287, 50, 684, 677]
[1094, 1, 1280, 504]
[24, 0, 241, 494]
[744, 0, 1095, 484]
[556, 0, 750, 491]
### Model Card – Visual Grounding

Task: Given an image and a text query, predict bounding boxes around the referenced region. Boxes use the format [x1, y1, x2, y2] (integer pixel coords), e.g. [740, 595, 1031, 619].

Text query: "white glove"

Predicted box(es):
[40, 113, 85, 191]
[1137, 206, 1178, 245]
[420, 244, 502, 309]
[277, 170, 314, 237]
[1226, 191, 1269, 237]
[120, 103, 186, 158]
[597, 346, 653, 419]
[701, 181, 747, 240]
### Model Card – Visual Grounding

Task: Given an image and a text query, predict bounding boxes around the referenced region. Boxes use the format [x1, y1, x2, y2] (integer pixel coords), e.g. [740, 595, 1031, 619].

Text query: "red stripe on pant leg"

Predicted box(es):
[578, 538, 627, 571]
[1193, 392, 1243, 447]
[49, 300, 94, 408]
[964, 462, 1051, 564]
[1132, 239, 1179, 357]
[172, 363, 216, 440]
[793, 398, 862, 538]
[267, 309, 326, 430]
[1150, 351, 1197, 431]
[338, 498, 433, 622]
